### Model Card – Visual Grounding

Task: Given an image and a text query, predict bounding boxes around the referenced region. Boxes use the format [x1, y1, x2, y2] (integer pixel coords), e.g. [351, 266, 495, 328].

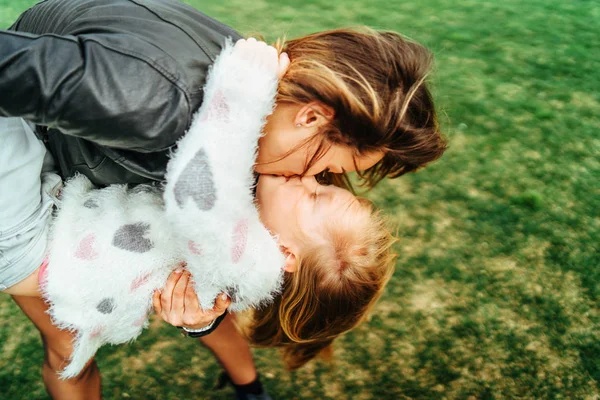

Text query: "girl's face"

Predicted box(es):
[256, 175, 357, 253]
[255, 103, 383, 176]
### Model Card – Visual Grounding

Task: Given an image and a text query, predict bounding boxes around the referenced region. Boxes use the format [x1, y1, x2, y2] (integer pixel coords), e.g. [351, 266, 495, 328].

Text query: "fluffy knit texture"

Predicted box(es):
[42, 40, 286, 379]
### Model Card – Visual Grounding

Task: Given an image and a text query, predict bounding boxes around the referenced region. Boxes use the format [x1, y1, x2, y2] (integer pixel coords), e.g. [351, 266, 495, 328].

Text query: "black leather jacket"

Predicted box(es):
[1, 0, 242, 186]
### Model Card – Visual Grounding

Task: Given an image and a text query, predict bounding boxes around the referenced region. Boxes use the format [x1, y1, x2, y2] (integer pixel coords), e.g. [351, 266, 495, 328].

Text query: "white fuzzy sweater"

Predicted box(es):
[42, 41, 285, 378]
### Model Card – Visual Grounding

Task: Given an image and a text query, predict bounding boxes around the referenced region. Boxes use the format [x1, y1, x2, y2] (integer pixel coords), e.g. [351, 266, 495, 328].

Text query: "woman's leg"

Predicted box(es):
[11, 294, 102, 400]
[0, 116, 87, 396]
[199, 313, 271, 399]
[198, 313, 258, 384]
[0, 116, 96, 397]
[0, 117, 61, 296]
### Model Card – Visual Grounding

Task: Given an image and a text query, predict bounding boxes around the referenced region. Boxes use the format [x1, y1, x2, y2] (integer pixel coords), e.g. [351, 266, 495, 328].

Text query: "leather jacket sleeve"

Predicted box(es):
[0, 29, 190, 153]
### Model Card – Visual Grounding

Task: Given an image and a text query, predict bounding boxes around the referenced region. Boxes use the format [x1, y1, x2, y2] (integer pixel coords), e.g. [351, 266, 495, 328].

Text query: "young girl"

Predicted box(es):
[1, 0, 444, 397]
[249, 174, 395, 371]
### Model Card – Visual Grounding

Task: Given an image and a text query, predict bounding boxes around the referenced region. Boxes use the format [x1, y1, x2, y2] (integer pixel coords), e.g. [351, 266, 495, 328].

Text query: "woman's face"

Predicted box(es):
[255, 103, 383, 176]
[256, 175, 357, 250]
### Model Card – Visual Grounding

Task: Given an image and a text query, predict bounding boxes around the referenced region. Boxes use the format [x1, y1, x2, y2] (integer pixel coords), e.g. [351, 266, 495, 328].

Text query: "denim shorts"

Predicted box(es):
[0, 118, 62, 290]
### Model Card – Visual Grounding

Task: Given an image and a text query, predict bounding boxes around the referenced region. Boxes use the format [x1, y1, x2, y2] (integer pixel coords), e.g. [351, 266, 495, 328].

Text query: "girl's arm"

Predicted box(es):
[163, 39, 287, 312]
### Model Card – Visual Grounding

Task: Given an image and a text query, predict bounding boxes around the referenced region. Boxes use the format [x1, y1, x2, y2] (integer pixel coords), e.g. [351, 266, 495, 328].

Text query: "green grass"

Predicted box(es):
[1, 0, 599, 398]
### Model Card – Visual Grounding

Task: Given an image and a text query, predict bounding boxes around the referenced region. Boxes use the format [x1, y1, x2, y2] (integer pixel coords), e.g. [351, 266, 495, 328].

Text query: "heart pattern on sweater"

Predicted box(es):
[231, 219, 248, 263]
[96, 298, 115, 314]
[173, 148, 217, 211]
[112, 223, 154, 253]
[129, 272, 152, 293]
[74, 233, 99, 260]
[89, 326, 104, 338]
[199, 90, 230, 122]
[188, 240, 203, 256]
[83, 199, 99, 209]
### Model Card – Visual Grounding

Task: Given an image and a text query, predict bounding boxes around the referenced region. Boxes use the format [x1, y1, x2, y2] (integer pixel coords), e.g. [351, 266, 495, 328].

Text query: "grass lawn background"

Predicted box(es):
[0, 0, 598, 398]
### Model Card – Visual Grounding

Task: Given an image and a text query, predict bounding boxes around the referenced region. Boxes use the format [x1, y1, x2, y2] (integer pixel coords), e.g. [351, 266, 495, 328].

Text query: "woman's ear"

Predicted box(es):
[280, 245, 298, 273]
[295, 102, 335, 129]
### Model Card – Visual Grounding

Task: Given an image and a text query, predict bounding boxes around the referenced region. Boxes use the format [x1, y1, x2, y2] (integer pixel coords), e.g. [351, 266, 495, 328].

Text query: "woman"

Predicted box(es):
[0, 0, 445, 399]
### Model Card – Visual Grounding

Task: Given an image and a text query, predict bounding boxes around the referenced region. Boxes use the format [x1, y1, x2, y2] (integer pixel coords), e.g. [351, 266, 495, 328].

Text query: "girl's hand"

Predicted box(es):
[152, 268, 230, 330]
[233, 38, 290, 79]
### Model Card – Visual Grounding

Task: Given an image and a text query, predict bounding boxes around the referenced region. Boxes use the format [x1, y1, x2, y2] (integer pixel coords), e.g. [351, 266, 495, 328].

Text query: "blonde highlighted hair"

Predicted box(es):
[273, 27, 447, 188]
[241, 197, 396, 369]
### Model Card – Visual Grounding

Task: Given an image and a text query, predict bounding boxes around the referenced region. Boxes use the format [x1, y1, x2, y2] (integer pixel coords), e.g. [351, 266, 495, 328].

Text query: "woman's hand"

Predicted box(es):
[234, 37, 290, 79]
[152, 267, 231, 330]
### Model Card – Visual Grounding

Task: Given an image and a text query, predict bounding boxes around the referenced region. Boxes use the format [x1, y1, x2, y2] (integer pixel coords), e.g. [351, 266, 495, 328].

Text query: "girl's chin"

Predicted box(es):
[256, 174, 285, 200]
[257, 174, 287, 186]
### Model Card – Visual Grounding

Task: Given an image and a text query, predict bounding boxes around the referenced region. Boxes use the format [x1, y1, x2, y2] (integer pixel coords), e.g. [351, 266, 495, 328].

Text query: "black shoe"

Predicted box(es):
[215, 371, 273, 400]
[236, 393, 273, 400]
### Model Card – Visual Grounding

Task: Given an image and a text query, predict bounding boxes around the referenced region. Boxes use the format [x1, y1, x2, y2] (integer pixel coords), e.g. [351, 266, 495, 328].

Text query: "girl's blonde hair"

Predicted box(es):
[274, 27, 447, 188]
[241, 198, 396, 369]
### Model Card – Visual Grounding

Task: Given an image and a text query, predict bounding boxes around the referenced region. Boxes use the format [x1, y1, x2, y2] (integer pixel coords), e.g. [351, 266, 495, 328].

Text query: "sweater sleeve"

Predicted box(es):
[163, 41, 285, 312]
[0, 30, 189, 152]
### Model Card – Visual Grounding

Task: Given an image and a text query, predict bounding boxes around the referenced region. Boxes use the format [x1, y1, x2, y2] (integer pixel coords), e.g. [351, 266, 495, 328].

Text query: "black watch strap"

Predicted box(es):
[178, 312, 227, 338]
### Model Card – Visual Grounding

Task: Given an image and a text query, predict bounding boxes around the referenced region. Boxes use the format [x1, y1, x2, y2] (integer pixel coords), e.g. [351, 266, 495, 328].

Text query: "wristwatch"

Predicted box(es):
[178, 313, 227, 338]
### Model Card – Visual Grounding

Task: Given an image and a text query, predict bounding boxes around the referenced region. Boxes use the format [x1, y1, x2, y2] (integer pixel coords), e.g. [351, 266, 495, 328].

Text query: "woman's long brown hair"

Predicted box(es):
[275, 27, 447, 188]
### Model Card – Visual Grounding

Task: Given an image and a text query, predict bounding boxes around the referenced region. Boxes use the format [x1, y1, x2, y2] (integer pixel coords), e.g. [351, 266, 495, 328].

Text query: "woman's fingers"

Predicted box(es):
[160, 267, 185, 313]
[180, 291, 231, 329]
[182, 281, 203, 327]
[212, 293, 231, 317]
[154, 267, 234, 330]
[183, 277, 200, 313]
[170, 271, 190, 315]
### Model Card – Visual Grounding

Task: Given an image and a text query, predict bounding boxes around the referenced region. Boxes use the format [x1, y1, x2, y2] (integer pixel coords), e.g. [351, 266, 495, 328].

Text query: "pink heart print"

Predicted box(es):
[231, 219, 249, 263]
[129, 272, 152, 293]
[89, 326, 104, 339]
[74, 233, 99, 260]
[199, 90, 230, 122]
[188, 240, 203, 256]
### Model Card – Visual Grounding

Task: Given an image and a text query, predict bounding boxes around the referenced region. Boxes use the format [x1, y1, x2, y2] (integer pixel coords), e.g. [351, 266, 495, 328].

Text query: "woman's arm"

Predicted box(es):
[0, 30, 189, 152]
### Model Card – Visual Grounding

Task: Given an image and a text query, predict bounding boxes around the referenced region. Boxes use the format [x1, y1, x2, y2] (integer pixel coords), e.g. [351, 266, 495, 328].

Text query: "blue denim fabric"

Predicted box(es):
[0, 118, 61, 290]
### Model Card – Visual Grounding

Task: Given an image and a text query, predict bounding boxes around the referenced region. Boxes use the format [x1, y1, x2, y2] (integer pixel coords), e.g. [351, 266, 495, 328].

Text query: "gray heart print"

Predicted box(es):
[84, 199, 99, 209]
[112, 222, 154, 253]
[173, 148, 217, 211]
[96, 298, 115, 314]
